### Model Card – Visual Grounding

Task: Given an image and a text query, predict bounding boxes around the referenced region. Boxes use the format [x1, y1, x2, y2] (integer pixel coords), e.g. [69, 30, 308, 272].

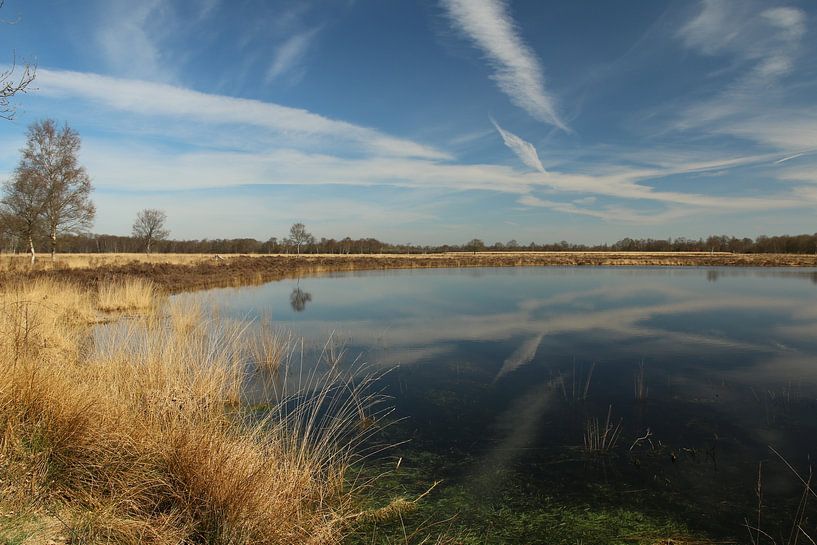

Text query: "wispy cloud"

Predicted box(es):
[518, 195, 693, 224]
[266, 26, 322, 83]
[75, 136, 803, 214]
[35, 68, 450, 160]
[674, 0, 809, 146]
[448, 128, 495, 147]
[678, 1, 805, 76]
[491, 119, 545, 172]
[777, 163, 817, 184]
[23, 69, 814, 230]
[95, 0, 171, 81]
[441, 0, 568, 131]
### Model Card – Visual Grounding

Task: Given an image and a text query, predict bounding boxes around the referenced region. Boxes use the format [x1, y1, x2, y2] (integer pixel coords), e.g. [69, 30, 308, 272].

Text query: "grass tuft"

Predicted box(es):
[0, 278, 387, 544]
[96, 277, 158, 312]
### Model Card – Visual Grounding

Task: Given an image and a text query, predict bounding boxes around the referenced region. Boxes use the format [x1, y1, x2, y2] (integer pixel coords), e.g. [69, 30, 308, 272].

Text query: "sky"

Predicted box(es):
[0, 0, 815, 245]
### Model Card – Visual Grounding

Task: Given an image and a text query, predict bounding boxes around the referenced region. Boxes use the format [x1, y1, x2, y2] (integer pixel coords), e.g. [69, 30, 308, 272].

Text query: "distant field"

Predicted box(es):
[2, 251, 816, 293]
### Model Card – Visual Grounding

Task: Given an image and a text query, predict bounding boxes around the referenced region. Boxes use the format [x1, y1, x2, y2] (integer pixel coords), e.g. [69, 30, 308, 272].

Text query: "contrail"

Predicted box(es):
[774, 152, 807, 164]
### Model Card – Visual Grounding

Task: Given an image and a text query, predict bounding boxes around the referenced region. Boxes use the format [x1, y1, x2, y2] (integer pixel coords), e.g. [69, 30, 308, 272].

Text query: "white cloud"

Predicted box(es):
[774, 153, 806, 165]
[266, 27, 322, 83]
[778, 164, 817, 185]
[678, 1, 805, 72]
[77, 138, 802, 216]
[448, 128, 495, 147]
[517, 195, 693, 224]
[714, 114, 817, 151]
[674, 0, 810, 146]
[95, 1, 176, 82]
[491, 119, 545, 172]
[441, 0, 568, 130]
[35, 68, 450, 160]
[79, 142, 533, 194]
[21, 68, 814, 229]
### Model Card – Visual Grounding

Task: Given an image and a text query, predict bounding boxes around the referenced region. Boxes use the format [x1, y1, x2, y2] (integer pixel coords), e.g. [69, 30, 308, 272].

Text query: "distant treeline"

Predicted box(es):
[2, 232, 817, 255]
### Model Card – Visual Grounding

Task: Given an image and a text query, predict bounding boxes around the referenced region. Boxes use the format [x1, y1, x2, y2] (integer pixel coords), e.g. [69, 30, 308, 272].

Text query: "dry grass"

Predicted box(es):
[96, 277, 159, 312]
[0, 253, 226, 271]
[0, 278, 389, 544]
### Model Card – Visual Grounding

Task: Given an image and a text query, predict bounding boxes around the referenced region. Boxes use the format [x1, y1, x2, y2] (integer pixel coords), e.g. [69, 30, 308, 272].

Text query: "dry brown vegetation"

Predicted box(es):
[2, 251, 816, 295]
[0, 253, 220, 271]
[0, 278, 402, 544]
[96, 277, 158, 312]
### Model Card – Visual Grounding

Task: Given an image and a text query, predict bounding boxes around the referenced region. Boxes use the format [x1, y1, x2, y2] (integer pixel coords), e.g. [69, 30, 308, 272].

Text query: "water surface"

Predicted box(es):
[177, 267, 817, 543]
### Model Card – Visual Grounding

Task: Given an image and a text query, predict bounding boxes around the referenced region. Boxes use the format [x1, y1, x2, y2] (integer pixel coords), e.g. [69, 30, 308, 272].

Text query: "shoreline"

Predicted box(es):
[3, 251, 817, 293]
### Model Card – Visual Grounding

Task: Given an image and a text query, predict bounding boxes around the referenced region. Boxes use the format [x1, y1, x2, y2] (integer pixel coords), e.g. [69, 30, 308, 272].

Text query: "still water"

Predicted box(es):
[179, 267, 817, 543]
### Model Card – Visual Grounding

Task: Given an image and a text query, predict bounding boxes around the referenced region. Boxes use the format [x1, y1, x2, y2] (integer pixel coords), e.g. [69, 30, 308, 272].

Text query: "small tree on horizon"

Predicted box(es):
[289, 222, 314, 255]
[465, 238, 485, 253]
[132, 208, 169, 254]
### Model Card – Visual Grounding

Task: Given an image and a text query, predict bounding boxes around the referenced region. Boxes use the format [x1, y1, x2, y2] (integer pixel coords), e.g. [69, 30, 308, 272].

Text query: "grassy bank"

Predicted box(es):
[0, 278, 409, 544]
[2, 251, 817, 294]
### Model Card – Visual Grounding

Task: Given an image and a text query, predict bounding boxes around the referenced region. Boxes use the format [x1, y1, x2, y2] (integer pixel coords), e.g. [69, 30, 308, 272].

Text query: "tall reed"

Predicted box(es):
[583, 405, 623, 454]
[556, 360, 596, 402]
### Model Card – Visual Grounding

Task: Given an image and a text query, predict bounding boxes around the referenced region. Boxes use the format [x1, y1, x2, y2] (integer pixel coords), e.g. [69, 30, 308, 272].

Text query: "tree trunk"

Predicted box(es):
[50, 227, 57, 263]
[146, 238, 152, 254]
[28, 236, 35, 265]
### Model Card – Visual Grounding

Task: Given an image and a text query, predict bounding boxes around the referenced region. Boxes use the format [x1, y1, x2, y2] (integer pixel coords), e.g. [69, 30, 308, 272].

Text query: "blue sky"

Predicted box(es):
[0, 0, 815, 244]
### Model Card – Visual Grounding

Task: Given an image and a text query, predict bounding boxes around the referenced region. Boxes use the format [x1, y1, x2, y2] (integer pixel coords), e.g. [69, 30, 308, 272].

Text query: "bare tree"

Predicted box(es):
[132, 209, 169, 254]
[16, 120, 95, 261]
[0, 168, 47, 263]
[289, 222, 313, 255]
[0, 1, 36, 120]
[465, 238, 485, 253]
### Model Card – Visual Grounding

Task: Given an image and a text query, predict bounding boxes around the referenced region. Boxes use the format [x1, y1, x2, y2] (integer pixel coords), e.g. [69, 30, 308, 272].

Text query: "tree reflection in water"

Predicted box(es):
[290, 285, 312, 312]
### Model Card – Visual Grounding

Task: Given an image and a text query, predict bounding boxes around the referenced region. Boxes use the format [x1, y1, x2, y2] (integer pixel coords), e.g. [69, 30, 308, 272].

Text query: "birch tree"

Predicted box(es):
[0, 169, 47, 263]
[289, 223, 313, 255]
[17, 119, 95, 260]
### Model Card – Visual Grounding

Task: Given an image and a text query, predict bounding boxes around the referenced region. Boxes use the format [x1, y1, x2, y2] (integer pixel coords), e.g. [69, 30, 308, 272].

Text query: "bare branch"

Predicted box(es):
[0, 1, 36, 120]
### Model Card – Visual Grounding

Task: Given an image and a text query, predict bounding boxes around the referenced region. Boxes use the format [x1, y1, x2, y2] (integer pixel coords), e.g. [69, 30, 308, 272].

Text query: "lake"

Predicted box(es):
[176, 266, 817, 544]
